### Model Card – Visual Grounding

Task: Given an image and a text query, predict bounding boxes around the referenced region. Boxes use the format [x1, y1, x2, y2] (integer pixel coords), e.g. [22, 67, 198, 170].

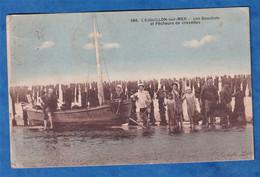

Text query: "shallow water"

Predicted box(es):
[10, 124, 254, 168]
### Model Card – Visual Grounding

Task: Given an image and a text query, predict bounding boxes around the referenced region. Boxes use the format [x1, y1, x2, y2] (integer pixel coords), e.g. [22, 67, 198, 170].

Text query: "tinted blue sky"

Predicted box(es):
[7, 7, 250, 85]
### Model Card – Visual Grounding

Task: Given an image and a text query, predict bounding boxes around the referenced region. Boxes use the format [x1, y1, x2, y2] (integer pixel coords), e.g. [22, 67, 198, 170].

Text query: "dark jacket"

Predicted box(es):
[220, 87, 232, 104]
[42, 94, 58, 112]
[200, 84, 219, 102]
[112, 91, 125, 101]
[233, 90, 245, 113]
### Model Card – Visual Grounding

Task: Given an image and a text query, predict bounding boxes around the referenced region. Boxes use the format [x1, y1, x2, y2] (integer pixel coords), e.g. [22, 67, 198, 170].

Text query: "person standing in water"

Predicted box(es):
[41, 88, 58, 129]
[182, 88, 197, 130]
[165, 93, 176, 131]
[131, 83, 152, 128]
[171, 82, 184, 131]
[220, 81, 232, 127]
[157, 88, 167, 125]
[232, 85, 247, 126]
[200, 77, 219, 127]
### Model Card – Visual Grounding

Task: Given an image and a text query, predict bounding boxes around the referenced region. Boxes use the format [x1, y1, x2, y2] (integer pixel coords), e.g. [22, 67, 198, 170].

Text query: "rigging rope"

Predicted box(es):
[95, 17, 111, 83]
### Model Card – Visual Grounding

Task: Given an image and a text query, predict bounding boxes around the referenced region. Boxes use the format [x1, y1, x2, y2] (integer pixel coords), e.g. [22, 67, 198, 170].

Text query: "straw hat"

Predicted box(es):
[116, 84, 122, 89]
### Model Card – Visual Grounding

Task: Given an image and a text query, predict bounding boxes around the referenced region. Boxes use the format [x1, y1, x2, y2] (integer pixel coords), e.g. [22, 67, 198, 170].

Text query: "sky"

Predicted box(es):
[7, 7, 251, 86]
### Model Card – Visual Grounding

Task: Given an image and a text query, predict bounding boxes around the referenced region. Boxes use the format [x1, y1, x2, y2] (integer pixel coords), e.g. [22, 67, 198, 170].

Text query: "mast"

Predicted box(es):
[93, 16, 105, 105]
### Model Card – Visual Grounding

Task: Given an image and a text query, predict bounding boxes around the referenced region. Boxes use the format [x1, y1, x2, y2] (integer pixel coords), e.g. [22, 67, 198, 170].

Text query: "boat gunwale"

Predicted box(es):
[26, 102, 132, 114]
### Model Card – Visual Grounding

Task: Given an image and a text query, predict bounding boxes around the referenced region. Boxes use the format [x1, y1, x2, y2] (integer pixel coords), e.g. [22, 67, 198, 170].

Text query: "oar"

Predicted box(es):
[129, 118, 147, 129]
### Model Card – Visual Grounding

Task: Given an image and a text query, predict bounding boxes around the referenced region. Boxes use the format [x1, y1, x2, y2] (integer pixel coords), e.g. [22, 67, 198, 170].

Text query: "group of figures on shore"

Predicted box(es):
[10, 74, 251, 130]
[128, 76, 249, 132]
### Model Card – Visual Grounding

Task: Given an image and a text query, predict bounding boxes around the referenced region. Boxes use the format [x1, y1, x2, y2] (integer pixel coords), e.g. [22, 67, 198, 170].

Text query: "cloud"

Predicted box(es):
[85, 32, 120, 49]
[37, 40, 55, 50]
[83, 43, 94, 50]
[88, 32, 102, 38]
[182, 35, 217, 48]
[102, 43, 120, 49]
[83, 42, 121, 50]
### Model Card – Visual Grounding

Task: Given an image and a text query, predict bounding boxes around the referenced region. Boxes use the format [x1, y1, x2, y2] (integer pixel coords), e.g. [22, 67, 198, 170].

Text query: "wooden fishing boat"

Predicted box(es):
[26, 16, 132, 128]
[26, 101, 132, 128]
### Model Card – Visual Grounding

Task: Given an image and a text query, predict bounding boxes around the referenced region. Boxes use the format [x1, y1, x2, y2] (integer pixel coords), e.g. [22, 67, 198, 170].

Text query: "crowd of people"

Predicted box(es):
[9, 74, 252, 130]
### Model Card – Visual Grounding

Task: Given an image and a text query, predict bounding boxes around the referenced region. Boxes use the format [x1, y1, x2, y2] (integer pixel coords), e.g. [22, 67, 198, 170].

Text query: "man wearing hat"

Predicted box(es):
[200, 77, 219, 127]
[130, 83, 152, 127]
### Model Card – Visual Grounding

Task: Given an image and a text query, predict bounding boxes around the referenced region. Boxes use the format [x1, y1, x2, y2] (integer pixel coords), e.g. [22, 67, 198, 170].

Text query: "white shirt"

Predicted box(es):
[131, 90, 151, 109]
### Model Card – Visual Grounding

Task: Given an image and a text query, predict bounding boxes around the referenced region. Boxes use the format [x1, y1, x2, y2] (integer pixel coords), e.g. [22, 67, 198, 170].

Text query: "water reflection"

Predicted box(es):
[11, 124, 253, 168]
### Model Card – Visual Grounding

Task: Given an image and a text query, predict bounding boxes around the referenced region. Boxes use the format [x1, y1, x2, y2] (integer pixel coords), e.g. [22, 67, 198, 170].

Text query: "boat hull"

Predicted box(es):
[26, 101, 132, 129]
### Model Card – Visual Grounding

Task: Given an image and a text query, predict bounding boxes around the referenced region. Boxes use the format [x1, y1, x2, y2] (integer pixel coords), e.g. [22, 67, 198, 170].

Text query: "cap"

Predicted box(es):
[138, 83, 145, 87]
[207, 76, 213, 81]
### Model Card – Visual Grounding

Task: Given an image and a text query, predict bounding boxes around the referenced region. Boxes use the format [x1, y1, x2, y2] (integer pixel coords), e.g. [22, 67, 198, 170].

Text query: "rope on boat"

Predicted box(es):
[95, 17, 111, 83]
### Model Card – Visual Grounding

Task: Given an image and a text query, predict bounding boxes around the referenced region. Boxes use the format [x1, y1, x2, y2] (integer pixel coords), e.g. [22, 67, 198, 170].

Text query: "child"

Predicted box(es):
[182, 88, 197, 130]
[165, 93, 176, 131]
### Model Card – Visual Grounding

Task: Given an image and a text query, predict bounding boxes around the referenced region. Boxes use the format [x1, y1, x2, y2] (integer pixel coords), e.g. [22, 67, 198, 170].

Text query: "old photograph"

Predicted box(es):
[7, 7, 253, 168]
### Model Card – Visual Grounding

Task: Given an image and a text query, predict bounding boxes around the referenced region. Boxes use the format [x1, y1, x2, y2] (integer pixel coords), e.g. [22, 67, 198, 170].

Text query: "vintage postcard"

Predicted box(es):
[7, 7, 253, 168]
